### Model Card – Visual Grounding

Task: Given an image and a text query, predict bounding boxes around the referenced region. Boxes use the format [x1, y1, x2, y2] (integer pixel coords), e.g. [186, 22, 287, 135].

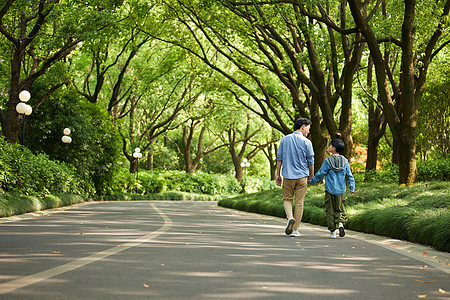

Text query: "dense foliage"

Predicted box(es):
[0, 138, 88, 196]
[25, 88, 122, 196]
[359, 158, 450, 183]
[112, 169, 242, 195]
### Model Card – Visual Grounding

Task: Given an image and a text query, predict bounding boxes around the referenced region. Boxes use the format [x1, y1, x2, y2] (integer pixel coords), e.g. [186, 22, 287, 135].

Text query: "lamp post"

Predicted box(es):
[133, 147, 142, 193]
[15, 90, 32, 145]
[61, 128, 72, 162]
[240, 158, 250, 193]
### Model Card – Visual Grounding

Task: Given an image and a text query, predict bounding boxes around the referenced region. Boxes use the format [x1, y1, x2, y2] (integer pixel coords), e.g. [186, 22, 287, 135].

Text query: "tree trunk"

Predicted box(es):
[234, 163, 244, 182]
[309, 100, 327, 173]
[366, 104, 385, 170]
[2, 47, 26, 143]
[129, 159, 137, 173]
[347, 0, 418, 185]
[147, 153, 153, 170]
[265, 143, 277, 181]
[397, 0, 417, 185]
[364, 56, 386, 180]
[398, 123, 417, 184]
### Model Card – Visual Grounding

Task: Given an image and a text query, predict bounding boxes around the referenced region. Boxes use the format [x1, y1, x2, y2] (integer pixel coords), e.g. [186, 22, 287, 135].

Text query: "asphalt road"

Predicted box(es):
[0, 201, 448, 299]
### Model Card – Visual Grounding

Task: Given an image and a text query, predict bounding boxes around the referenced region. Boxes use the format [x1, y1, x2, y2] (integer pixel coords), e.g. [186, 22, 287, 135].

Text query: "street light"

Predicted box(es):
[240, 158, 250, 193]
[61, 128, 72, 162]
[15, 90, 32, 145]
[133, 147, 143, 193]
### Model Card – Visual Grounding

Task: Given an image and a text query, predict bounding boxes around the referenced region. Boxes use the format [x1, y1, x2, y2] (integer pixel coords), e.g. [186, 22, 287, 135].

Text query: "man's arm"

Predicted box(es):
[275, 160, 283, 186]
[308, 165, 314, 181]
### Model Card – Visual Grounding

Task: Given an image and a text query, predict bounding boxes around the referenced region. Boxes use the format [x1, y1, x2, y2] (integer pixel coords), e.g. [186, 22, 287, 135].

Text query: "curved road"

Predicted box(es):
[0, 201, 448, 299]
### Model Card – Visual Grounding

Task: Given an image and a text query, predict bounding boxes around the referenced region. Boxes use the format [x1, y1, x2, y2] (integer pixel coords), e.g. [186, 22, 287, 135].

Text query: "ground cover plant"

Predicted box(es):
[218, 181, 450, 252]
[0, 191, 221, 218]
[0, 193, 88, 218]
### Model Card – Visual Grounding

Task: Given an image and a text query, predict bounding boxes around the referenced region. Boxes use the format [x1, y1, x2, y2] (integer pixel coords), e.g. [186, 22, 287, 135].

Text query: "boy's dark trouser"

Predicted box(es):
[324, 191, 345, 232]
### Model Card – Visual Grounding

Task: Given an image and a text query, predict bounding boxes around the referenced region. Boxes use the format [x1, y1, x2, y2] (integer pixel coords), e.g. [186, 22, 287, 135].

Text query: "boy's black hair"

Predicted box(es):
[294, 118, 311, 130]
[330, 139, 345, 154]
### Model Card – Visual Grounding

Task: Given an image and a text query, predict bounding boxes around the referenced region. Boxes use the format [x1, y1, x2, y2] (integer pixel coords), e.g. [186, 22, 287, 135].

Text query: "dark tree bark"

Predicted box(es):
[0, 1, 80, 143]
[347, 0, 450, 185]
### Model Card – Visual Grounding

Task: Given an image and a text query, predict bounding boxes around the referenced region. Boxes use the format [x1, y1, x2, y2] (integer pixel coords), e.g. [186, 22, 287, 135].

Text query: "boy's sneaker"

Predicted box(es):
[290, 230, 300, 237]
[285, 217, 295, 235]
[329, 231, 337, 239]
[338, 223, 345, 237]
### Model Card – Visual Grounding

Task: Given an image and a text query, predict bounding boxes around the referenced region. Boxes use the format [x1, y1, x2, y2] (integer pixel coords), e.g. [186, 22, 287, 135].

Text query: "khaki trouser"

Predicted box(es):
[324, 191, 346, 232]
[282, 177, 308, 230]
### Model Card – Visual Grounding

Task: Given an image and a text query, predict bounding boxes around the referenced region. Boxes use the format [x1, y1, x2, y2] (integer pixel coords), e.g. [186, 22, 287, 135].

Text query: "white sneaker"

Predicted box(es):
[285, 217, 295, 235]
[329, 231, 336, 239]
[290, 230, 300, 237]
[338, 223, 345, 237]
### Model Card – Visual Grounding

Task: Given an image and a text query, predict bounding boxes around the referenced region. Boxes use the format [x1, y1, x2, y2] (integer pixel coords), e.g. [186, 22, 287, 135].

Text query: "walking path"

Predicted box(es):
[0, 201, 448, 299]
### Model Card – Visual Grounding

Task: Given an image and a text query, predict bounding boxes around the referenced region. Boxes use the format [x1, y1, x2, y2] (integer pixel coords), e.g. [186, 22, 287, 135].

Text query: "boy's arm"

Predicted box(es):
[346, 163, 356, 193]
[309, 161, 328, 184]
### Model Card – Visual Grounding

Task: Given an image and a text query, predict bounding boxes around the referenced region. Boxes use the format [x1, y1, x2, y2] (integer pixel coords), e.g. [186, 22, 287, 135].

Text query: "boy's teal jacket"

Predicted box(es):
[309, 154, 355, 195]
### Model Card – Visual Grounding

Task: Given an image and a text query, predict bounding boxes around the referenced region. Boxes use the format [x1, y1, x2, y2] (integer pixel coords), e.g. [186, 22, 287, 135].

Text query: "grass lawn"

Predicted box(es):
[218, 181, 450, 252]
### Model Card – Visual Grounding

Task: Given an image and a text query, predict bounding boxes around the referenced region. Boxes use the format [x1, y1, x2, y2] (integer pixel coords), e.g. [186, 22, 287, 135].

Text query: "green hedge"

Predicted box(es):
[0, 190, 220, 218]
[218, 182, 450, 252]
[361, 158, 450, 183]
[0, 192, 88, 217]
[112, 169, 242, 195]
[105, 191, 221, 201]
[0, 138, 89, 196]
[417, 158, 450, 181]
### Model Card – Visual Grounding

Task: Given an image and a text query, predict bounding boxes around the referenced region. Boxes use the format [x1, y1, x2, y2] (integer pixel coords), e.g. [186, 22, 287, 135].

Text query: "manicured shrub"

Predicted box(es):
[26, 90, 122, 196]
[361, 158, 450, 183]
[417, 158, 450, 181]
[0, 138, 88, 197]
[0, 192, 87, 217]
[111, 169, 241, 196]
[103, 191, 220, 201]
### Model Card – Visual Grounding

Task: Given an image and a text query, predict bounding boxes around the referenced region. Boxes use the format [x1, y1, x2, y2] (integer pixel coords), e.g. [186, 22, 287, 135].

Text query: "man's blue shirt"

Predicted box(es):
[276, 131, 314, 179]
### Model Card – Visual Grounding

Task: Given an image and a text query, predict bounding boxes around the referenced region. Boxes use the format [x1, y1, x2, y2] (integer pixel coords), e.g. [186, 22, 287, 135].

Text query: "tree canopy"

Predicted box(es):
[1, 0, 449, 189]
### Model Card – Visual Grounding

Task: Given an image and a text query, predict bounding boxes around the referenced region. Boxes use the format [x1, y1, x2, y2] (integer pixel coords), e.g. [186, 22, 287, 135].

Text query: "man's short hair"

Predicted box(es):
[294, 118, 311, 130]
[330, 139, 345, 154]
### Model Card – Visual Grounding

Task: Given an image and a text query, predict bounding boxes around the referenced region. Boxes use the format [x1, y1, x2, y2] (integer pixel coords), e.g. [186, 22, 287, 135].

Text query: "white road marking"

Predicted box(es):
[0, 203, 172, 295]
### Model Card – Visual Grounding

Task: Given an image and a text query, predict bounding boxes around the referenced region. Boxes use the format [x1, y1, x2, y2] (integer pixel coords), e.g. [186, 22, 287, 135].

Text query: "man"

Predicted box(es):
[276, 118, 315, 237]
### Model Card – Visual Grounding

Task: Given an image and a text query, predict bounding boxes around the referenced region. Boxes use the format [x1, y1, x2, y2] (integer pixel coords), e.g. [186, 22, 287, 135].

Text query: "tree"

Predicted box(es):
[417, 53, 450, 158]
[357, 55, 387, 180]
[225, 116, 279, 182]
[0, 0, 122, 143]
[145, 0, 370, 172]
[347, 0, 450, 184]
[121, 70, 199, 173]
[25, 87, 121, 196]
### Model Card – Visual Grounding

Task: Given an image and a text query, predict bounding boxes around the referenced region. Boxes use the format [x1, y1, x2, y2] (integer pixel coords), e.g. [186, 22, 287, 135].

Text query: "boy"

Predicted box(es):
[309, 139, 355, 239]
